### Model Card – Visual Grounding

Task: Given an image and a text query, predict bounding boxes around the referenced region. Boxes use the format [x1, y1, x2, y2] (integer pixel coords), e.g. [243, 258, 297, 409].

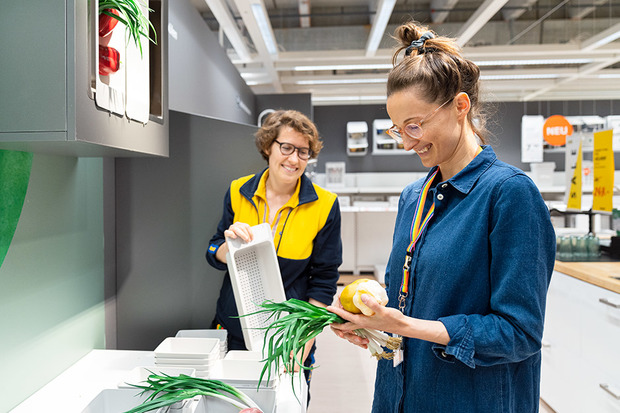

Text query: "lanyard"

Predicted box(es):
[398, 147, 483, 312]
[398, 169, 438, 312]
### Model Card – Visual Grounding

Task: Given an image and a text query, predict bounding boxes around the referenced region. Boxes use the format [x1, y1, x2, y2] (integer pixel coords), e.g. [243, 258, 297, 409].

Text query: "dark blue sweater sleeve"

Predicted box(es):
[206, 187, 233, 271]
[306, 199, 342, 306]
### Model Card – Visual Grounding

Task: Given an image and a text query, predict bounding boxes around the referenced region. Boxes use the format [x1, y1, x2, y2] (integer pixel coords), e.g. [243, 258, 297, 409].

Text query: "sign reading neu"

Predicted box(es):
[543, 115, 573, 146]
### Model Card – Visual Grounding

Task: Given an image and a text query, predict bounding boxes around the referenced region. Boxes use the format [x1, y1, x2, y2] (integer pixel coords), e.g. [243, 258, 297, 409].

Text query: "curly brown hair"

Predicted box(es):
[388, 22, 488, 144]
[255, 110, 323, 161]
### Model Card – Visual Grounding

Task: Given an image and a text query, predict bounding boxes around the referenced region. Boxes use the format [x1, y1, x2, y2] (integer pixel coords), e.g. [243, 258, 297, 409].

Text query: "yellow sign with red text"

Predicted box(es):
[543, 115, 573, 146]
[592, 129, 614, 213]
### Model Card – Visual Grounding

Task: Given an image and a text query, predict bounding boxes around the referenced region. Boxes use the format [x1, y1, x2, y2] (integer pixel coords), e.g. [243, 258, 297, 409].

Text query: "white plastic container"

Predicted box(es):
[194, 387, 277, 413]
[224, 350, 264, 361]
[211, 358, 279, 389]
[176, 329, 228, 355]
[154, 337, 220, 360]
[82, 388, 199, 413]
[118, 366, 196, 388]
[530, 161, 556, 187]
[225, 223, 286, 351]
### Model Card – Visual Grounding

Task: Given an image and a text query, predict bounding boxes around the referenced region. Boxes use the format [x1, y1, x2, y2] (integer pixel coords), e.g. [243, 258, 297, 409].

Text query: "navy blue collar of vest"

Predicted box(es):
[239, 167, 319, 206]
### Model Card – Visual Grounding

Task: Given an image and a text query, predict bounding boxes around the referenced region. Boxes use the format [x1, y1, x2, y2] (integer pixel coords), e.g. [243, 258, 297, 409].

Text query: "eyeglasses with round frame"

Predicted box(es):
[386, 98, 453, 143]
[273, 139, 313, 160]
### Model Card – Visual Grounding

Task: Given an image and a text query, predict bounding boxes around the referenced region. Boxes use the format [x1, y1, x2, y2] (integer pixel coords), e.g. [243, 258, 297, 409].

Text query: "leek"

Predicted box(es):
[124, 373, 260, 413]
[245, 299, 402, 390]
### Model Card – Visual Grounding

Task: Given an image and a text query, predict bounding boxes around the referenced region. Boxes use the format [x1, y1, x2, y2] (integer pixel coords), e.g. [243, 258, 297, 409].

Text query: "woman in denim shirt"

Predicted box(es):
[329, 21, 556, 413]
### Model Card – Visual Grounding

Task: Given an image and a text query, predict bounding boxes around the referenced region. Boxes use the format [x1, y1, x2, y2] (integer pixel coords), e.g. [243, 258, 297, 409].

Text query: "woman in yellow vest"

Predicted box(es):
[206, 109, 342, 391]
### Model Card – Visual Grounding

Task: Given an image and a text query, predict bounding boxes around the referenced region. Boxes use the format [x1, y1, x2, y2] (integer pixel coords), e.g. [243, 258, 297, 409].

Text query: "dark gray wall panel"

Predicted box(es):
[255, 93, 313, 124]
[168, 0, 255, 124]
[115, 111, 264, 350]
[314, 100, 620, 173]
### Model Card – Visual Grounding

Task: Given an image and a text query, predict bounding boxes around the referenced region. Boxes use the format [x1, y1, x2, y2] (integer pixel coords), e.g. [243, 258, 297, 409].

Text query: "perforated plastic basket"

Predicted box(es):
[226, 223, 286, 351]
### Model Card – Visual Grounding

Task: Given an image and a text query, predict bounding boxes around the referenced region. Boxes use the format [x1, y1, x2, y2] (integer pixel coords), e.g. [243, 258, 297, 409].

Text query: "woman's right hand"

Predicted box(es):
[216, 222, 253, 263]
[330, 323, 370, 350]
[224, 222, 253, 243]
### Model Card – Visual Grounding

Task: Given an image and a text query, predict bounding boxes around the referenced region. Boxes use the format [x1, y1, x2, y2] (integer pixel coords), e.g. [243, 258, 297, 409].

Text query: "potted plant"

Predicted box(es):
[98, 0, 157, 56]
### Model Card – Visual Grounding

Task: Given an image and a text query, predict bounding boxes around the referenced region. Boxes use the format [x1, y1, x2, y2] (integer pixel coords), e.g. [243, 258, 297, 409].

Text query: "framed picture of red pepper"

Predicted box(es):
[95, 0, 157, 122]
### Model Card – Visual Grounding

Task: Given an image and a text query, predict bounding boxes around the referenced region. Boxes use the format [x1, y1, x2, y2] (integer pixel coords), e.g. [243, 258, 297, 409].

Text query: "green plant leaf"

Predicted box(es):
[0, 150, 33, 269]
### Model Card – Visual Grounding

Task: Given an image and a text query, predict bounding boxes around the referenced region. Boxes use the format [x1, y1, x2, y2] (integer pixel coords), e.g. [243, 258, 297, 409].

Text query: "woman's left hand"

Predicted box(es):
[329, 293, 451, 346]
[328, 293, 406, 335]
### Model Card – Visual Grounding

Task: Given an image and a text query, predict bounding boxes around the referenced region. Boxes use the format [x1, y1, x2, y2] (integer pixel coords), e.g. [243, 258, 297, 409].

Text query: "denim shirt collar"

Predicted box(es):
[427, 145, 496, 195]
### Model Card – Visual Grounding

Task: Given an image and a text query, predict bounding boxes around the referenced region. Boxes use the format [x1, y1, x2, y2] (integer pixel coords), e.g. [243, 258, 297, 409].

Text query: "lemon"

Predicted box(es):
[339, 279, 366, 313]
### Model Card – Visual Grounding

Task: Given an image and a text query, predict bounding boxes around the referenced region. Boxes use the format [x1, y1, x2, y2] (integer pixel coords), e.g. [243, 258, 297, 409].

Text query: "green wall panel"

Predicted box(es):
[0, 154, 105, 412]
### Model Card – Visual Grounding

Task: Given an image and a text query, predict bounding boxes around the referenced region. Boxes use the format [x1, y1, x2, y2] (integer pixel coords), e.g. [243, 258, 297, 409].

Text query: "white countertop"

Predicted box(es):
[11, 349, 306, 413]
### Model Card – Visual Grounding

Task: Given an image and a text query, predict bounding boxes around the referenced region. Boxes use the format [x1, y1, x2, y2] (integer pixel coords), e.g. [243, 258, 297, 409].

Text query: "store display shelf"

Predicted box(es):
[341, 206, 398, 212]
[332, 186, 406, 195]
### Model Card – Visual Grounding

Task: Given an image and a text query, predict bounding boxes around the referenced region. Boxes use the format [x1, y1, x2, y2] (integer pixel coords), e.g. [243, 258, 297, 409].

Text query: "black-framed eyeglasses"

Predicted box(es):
[273, 139, 313, 160]
[386, 98, 453, 143]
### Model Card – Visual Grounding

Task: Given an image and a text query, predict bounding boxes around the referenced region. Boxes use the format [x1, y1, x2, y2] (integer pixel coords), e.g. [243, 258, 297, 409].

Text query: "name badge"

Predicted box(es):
[393, 334, 404, 367]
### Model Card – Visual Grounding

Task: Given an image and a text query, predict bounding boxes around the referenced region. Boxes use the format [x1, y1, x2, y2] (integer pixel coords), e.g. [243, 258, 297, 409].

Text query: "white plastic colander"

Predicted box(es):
[226, 223, 286, 351]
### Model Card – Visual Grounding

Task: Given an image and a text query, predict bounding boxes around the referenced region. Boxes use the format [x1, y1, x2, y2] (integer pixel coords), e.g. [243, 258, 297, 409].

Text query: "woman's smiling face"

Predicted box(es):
[267, 126, 309, 188]
[387, 89, 460, 168]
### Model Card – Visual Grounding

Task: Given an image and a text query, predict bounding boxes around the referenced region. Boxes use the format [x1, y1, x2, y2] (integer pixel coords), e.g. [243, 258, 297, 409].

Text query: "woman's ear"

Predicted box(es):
[454, 92, 471, 120]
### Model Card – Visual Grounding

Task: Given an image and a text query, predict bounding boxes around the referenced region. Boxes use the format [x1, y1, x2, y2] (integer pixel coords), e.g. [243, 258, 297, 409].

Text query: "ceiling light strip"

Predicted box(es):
[365, 0, 397, 57]
[250, 3, 278, 55]
[292, 58, 594, 72]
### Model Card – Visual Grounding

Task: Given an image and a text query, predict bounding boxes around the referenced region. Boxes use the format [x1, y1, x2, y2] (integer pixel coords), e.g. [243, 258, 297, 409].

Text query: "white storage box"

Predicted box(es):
[225, 223, 286, 352]
[154, 337, 220, 360]
[118, 366, 196, 388]
[82, 388, 199, 413]
[154, 337, 221, 377]
[194, 387, 276, 413]
[211, 358, 279, 389]
[224, 350, 264, 361]
[176, 329, 228, 355]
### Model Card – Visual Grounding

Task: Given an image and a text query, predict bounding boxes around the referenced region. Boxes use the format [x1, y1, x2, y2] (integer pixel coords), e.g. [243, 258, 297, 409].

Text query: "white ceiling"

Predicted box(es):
[191, 0, 620, 105]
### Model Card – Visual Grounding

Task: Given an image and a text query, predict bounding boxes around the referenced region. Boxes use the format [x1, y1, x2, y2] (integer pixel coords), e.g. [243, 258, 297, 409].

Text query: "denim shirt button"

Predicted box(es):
[437, 194, 444, 201]
[441, 350, 448, 358]
[441, 183, 448, 189]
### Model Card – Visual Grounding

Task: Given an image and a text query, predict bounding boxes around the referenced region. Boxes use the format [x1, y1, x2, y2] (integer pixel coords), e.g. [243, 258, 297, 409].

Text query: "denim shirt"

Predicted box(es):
[372, 146, 556, 413]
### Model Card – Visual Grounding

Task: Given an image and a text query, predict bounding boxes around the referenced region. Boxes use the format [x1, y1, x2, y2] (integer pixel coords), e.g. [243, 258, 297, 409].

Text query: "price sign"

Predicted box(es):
[592, 130, 614, 213]
[565, 136, 582, 211]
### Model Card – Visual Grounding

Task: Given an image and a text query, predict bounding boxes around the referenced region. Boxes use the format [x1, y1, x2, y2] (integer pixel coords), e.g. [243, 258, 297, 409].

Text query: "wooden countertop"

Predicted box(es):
[554, 261, 620, 294]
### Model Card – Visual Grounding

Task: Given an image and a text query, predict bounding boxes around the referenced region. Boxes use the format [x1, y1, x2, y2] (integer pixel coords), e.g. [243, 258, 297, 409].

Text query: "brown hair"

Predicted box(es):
[388, 22, 488, 144]
[255, 110, 323, 161]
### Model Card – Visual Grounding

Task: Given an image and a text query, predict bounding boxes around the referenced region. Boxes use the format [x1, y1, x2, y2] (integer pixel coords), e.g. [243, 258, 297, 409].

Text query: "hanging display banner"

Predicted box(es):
[543, 115, 573, 147]
[564, 134, 582, 211]
[592, 129, 614, 213]
[521, 115, 544, 163]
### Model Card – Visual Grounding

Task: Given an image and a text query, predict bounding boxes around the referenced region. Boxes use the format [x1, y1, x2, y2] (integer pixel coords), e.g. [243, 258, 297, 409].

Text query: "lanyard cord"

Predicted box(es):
[398, 147, 483, 313]
[399, 170, 438, 312]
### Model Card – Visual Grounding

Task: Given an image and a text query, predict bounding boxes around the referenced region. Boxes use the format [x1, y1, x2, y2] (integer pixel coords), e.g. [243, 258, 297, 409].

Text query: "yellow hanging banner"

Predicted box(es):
[566, 139, 582, 211]
[592, 129, 614, 213]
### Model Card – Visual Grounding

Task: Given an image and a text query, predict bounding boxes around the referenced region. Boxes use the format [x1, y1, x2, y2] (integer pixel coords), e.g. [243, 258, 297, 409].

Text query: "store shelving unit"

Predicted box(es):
[346, 121, 369, 156]
[372, 119, 411, 155]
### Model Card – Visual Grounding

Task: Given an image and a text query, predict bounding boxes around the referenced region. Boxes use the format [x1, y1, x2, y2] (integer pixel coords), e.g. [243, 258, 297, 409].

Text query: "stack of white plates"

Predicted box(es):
[154, 337, 220, 377]
[175, 329, 228, 357]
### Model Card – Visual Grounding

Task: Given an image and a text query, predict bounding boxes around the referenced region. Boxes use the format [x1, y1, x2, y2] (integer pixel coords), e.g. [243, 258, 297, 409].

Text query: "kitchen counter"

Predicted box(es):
[554, 260, 620, 294]
[11, 349, 305, 413]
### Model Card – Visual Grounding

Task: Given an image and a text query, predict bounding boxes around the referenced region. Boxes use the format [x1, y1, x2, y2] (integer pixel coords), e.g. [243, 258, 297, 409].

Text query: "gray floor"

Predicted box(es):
[307, 286, 555, 413]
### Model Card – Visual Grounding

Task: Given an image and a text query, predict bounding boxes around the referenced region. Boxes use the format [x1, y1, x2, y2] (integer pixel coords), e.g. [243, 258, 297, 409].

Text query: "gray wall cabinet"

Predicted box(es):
[0, 0, 168, 157]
